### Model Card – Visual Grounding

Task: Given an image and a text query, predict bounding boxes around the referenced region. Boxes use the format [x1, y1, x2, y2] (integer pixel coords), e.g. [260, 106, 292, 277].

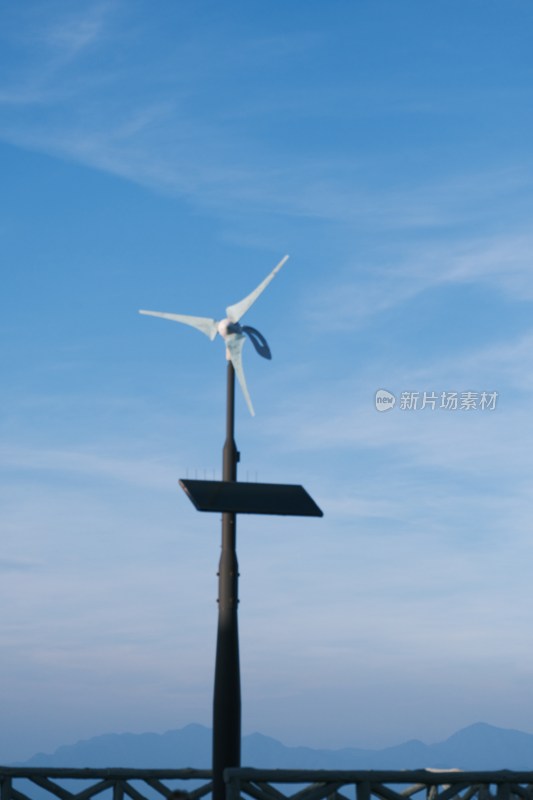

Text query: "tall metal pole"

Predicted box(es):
[213, 361, 240, 800]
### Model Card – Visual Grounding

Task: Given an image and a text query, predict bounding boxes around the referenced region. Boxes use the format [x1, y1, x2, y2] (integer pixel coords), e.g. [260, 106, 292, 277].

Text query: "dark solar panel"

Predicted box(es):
[179, 479, 323, 517]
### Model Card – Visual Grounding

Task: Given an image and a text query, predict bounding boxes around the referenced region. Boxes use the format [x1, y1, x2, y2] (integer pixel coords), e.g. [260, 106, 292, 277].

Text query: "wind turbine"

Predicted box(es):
[139, 252, 322, 800]
[139, 255, 289, 416]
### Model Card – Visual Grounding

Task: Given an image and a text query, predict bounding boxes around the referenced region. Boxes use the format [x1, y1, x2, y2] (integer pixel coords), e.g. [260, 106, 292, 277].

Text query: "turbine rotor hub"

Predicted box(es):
[218, 318, 242, 338]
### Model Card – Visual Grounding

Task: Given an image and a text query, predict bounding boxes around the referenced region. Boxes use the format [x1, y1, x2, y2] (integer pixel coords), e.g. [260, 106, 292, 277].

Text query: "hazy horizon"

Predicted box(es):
[13, 720, 533, 768]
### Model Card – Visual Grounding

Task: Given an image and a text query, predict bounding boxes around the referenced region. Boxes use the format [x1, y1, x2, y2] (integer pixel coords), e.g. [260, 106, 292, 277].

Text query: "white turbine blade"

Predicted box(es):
[226, 333, 255, 416]
[225, 255, 289, 323]
[139, 310, 218, 340]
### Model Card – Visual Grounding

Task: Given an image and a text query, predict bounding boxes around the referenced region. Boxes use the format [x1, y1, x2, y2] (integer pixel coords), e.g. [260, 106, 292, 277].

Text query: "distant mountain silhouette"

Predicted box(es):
[14, 722, 533, 770]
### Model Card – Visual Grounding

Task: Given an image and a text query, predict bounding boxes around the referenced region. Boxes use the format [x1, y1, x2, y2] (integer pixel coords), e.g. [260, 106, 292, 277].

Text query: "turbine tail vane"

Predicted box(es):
[226, 255, 289, 323]
[241, 326, 271, 359]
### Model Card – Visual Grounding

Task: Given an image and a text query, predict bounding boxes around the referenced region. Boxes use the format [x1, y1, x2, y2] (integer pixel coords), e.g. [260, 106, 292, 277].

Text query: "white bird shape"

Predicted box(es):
[139, 255, 289, 416]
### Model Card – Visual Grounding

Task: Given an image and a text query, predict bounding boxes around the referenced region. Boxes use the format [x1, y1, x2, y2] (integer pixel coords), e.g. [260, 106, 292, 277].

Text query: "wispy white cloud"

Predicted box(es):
[1, 3, 531, 237]
[0, 558, 36, 573]
[40, 4, 110, 60]
[262, 327, 533, 465]
[0, 2, 116, 108]
[305, 229, 533, 331]
[0, 444, 179, 491]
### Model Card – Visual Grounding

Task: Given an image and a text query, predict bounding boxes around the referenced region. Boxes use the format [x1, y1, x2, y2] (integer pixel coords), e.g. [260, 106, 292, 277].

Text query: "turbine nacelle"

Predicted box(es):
[217, 318, 241, 339]
[139, 255, 288, 416]
[217, 319, 271, 361]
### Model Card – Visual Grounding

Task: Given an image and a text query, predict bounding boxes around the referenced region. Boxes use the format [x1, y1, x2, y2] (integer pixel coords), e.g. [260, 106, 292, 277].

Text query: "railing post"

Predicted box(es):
[497, 783, 510, 800]
[113, 780, 124, 800]
[479, 785, 489, 800]
[357, 780, 371, 800]
[427, 786, 438, 800]
[224, 768, 240, 800]
[1, 777, 12, 800]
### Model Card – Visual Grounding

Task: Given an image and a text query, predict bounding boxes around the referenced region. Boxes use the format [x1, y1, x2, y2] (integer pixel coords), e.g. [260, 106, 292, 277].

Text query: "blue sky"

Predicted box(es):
[2, 0, 533, 764]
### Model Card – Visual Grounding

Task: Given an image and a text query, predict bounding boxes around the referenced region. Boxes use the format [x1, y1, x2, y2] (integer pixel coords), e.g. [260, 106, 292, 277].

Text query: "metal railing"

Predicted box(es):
[224, 769, 533, 800]
[0, 768, 212, 800]
[2, 767, 533, 800]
